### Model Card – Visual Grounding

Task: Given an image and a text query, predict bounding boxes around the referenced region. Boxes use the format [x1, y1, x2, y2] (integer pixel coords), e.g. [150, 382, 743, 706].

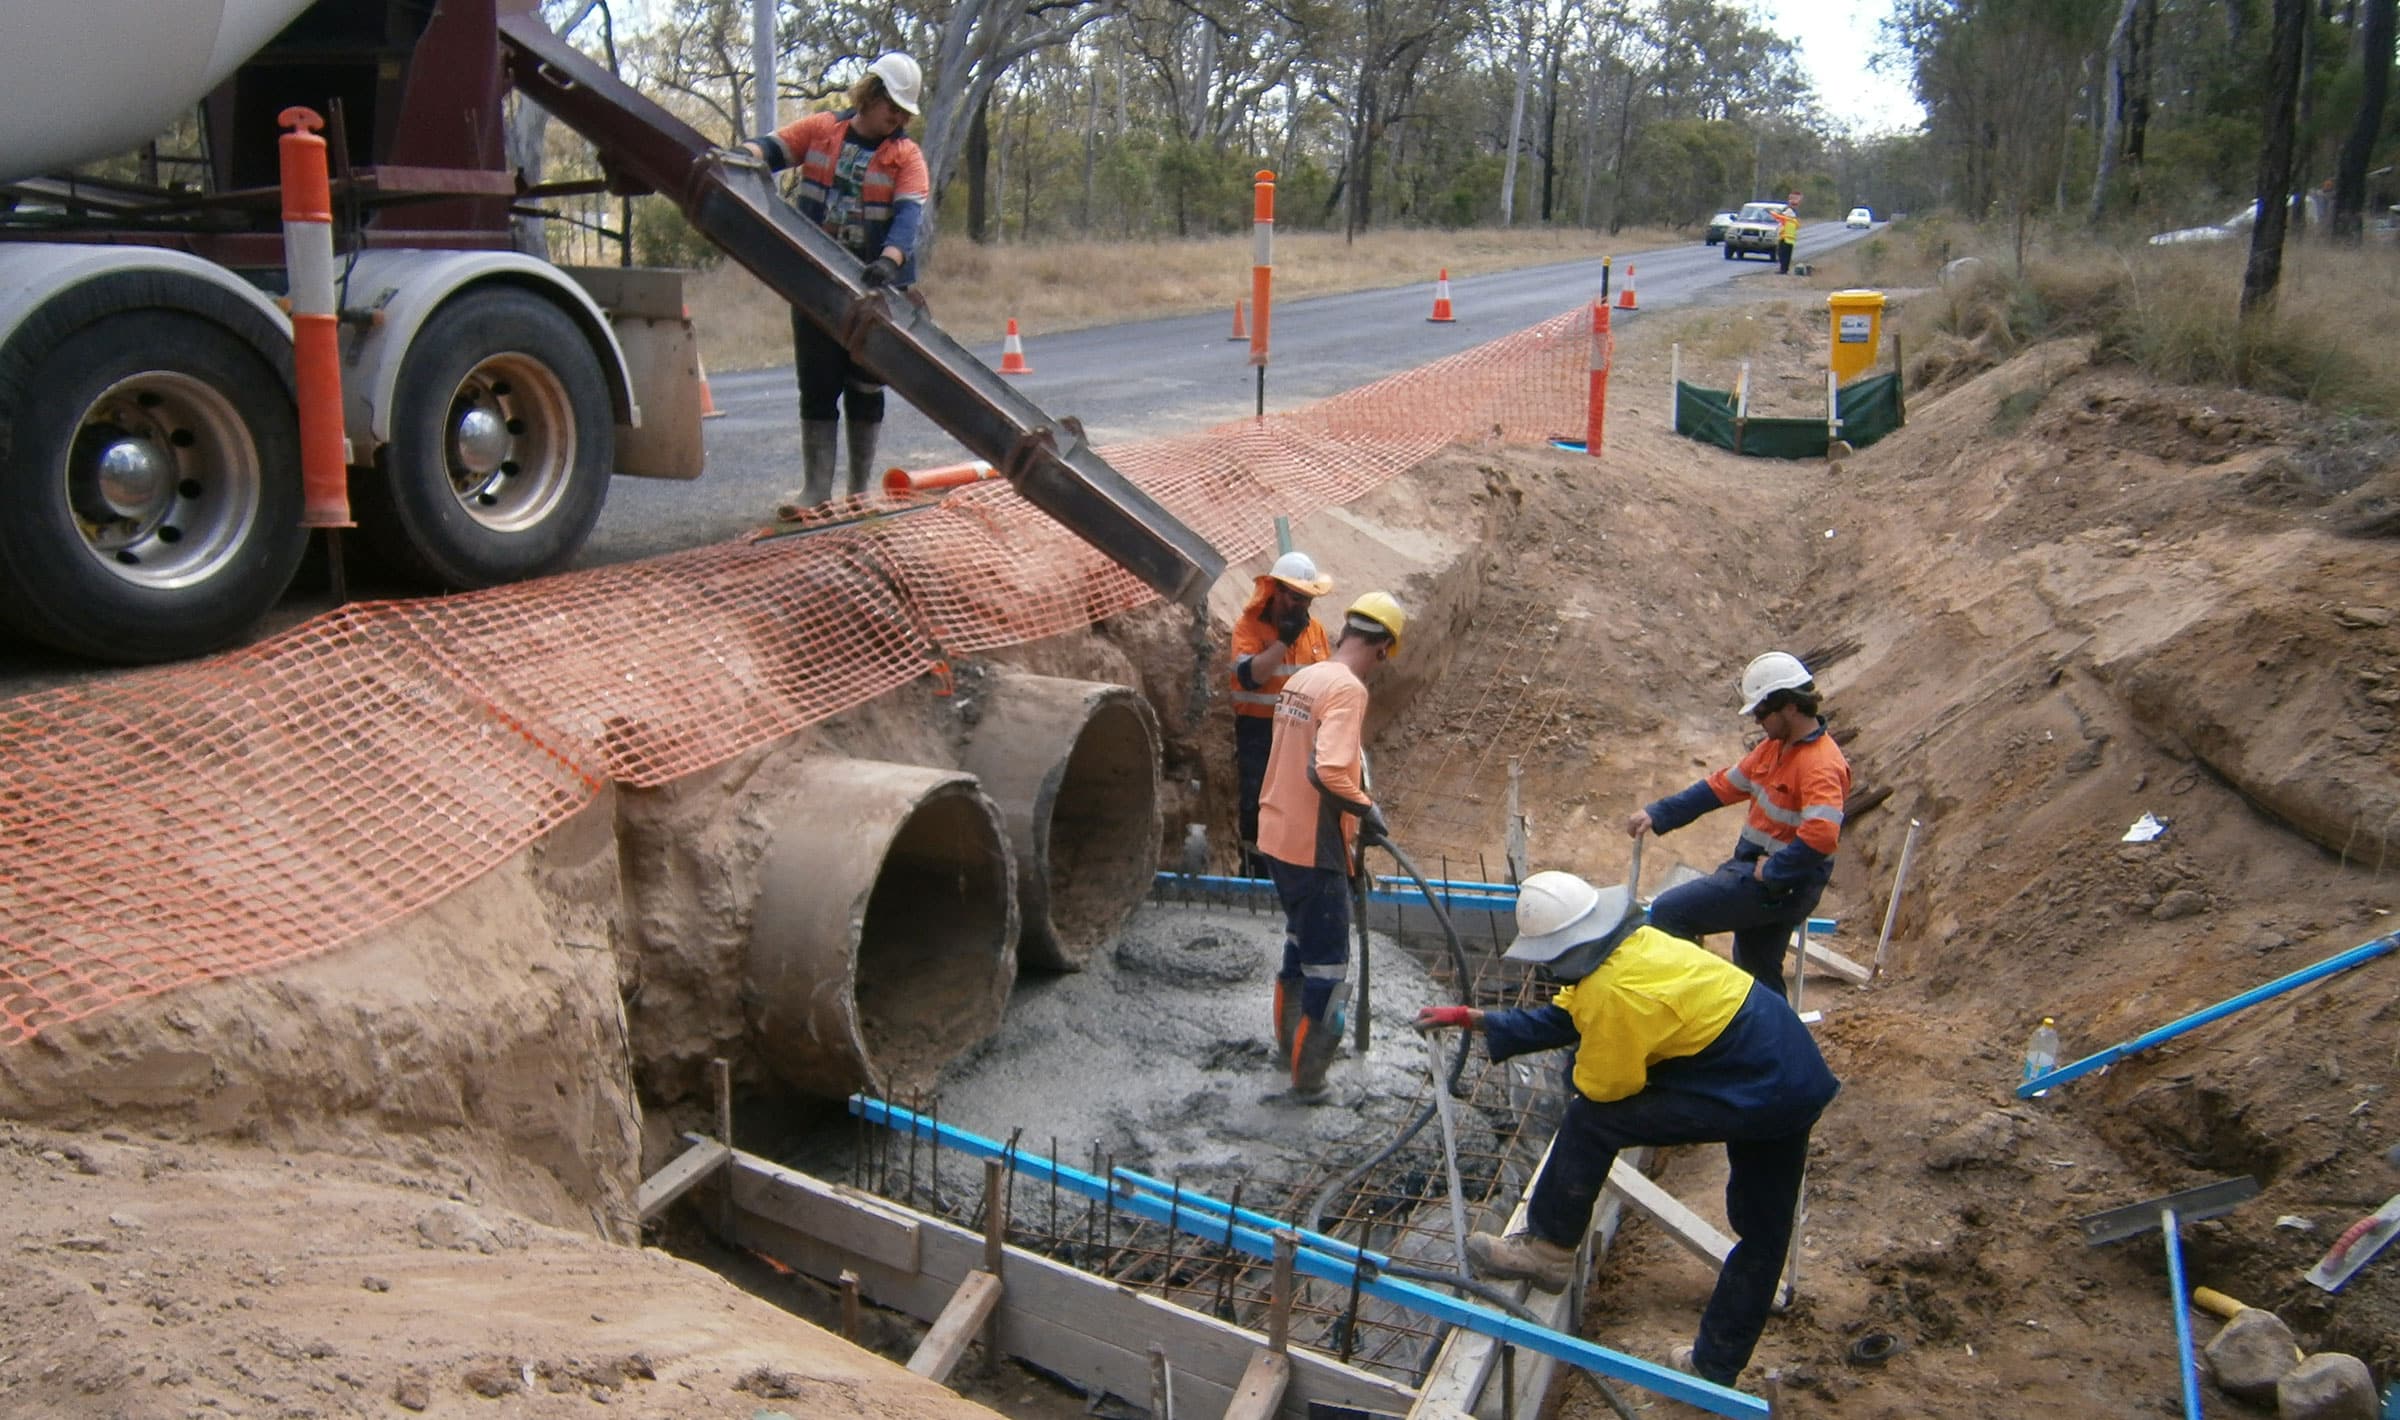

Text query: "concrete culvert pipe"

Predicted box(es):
[748, 759, 1018, 1098]
[960, 673, 1161, 972]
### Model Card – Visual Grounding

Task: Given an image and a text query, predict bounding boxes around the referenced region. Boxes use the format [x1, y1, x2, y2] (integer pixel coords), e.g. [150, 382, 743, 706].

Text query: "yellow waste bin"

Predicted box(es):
[1827, 289, 1886, 384]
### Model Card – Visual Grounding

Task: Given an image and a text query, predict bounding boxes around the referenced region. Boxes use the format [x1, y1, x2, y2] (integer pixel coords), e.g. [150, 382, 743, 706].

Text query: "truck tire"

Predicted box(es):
[0, 310, 305, 663]
[360, 285, 612, 589]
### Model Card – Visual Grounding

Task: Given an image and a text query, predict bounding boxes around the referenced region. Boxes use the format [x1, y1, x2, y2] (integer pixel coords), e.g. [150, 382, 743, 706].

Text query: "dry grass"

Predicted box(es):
[684, 225, 1679, 370]
[1810, 223, 2400, 415]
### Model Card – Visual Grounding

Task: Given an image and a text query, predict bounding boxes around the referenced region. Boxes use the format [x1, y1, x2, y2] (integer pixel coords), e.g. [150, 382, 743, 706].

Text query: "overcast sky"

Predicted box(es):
[1759, 0, 1927, 134]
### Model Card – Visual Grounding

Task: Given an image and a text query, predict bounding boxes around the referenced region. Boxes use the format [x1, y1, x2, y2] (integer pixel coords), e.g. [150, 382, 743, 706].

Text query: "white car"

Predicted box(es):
[2149, 203, 2258, 246]
[1846, 207, 1873, 229]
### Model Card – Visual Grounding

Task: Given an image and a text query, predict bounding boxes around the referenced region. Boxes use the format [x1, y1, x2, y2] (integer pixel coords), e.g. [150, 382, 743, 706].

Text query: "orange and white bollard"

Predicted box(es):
[1228, 299, 1248, 341]
[1250, 171, 1274, 372]
[1586, 300, 1613, 457]
[998, 318, 1033, 375]
[1427, 269, 1457, 323]
[1616, 264, 1639, 312]
[277, 107, 352, 529]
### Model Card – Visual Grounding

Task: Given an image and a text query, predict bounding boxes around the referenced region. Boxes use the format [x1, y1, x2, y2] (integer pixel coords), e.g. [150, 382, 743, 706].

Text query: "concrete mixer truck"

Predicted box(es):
[0, 0, 723, 663]
[0, 0, 1216, 666]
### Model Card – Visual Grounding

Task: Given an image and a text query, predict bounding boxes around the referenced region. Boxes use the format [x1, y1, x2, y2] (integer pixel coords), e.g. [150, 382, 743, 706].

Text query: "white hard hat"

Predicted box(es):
[1504, 872, 1632, 975]
[1739, 651, 1814, 716]
[1266, 550, 1333, 597]
[868, 52, 923, 115]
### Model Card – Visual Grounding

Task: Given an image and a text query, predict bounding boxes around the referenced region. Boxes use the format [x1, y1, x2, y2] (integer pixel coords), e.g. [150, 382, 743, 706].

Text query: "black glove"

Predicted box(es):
[1358, 805, 1390, 846]
[861, 256, 901, 288]
[1272, 606, 1311, 646]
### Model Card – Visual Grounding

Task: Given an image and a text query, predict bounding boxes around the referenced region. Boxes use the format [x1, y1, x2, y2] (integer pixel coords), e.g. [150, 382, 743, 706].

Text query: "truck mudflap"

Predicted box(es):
[497, 14, 1223, 607]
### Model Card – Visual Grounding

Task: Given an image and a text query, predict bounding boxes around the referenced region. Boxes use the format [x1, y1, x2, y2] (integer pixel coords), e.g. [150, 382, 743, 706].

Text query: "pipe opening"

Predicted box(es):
[854, 789, 1015, 1087]
[1040, 697, 1159, 954]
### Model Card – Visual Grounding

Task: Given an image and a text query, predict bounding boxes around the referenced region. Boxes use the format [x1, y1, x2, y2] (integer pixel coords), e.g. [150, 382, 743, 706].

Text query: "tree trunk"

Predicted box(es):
[1500, 1, 1530, 226]
[1607, 67, 1637, 232]
[2332, 0, 2396, 241]
[966, 96, 991, 244]
[2243, 0, 2310, 319]
[1080, 66, 1099, 229]
[1539, 47, 1562, 223]
[2089, 0, 2139, 222]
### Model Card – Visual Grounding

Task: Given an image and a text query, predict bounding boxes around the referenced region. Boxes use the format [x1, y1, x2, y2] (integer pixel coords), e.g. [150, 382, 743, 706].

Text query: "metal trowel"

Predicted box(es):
[2305, 1191, 2400, 1292]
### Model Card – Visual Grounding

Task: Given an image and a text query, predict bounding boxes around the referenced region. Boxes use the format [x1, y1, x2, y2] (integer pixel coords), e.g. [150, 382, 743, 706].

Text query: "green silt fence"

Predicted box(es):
[1674, 371, 1905, 459]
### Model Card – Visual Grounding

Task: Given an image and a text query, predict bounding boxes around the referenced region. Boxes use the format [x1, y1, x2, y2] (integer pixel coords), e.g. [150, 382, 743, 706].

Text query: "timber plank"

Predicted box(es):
[724, 1153, 1413, 1420]
[1221, 1349, 1291, 1420]
[908, 1269, 1003, 1383]
[636, 1140, 730, 1221]
[1605, 1159, 1733, 1267]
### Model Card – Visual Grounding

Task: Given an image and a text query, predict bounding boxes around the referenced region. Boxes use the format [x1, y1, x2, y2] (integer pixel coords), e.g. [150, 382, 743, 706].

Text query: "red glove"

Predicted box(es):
[1415, 1005, 1476, 1032]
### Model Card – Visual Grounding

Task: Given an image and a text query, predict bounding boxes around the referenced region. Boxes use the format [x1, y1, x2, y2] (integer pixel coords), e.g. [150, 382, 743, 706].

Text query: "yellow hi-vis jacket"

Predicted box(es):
[1552, 925, 1751, 1101]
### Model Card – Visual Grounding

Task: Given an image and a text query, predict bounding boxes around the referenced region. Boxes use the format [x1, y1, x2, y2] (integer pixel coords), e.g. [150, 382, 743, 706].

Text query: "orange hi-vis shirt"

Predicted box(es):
[1257, 661, 1374, 872]
[1707, 727, 1850, 866]
[1230, 579, 1331, 720]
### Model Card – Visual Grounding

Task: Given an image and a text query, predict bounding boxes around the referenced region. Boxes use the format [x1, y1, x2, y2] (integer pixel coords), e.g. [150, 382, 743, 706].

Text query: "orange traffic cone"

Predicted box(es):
[1228, 299, 1248, 340]
[1616, 264, 1639, 311]
[999, 318, 1034, 375]
[684, 304, 728, 419]
[1427, 269, 1457, 323]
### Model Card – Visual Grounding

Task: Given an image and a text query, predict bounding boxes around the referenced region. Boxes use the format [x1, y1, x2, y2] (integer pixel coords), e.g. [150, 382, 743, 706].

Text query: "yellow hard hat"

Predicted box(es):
[1343, 591, 1407, 658]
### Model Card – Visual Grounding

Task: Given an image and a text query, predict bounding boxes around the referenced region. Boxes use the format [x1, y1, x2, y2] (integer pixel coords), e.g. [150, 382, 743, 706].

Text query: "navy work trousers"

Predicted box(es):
[1233, 717, 1273, 877]
[1526, 1083, 1815, 1386]
[793, 309, 887, 424]
[1647, 859, 1826, 1001]
[1265, 856, 1351, 1022]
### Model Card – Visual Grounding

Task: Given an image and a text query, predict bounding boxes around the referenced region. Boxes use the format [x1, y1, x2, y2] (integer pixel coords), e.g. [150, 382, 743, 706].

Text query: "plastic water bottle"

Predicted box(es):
[2023, 1018, 2061, 1097]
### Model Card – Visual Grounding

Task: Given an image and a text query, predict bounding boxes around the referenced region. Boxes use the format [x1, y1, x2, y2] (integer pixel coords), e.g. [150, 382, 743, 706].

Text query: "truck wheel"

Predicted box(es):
[0, 311, 304, 663]
[361, 286, 612, 588]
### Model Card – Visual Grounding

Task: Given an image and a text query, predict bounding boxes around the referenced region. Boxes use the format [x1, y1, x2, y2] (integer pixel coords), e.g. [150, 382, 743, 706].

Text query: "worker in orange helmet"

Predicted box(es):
[1228, 550, 1335, 876]
[1256, 592, 1407, 1101]
[1627, 651, 1850, 1000]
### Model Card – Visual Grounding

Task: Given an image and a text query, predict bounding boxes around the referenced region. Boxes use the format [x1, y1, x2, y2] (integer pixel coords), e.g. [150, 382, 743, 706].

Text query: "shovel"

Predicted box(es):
[2075, 1176, 2259, 1420]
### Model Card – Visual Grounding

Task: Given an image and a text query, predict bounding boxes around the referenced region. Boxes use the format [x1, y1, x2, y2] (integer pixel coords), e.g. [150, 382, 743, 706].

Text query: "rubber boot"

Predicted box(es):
[1272, 980, 1303, 1072]
[1289, 1012, 1343, 1103]
[1463, 1230, 1577, 1291]
[843, 417, 880, 499]
[792, 419, 840, 511]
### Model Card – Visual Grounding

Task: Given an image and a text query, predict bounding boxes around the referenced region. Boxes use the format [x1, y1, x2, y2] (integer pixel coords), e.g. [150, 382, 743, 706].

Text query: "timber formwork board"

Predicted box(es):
[723, 1153, 1417, 1420]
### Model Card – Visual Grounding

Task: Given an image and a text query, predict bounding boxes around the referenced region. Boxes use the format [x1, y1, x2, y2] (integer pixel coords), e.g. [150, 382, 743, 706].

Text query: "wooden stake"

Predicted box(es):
[981, 1158, 1005, 1374]
[839, 1268, 861, 1342]
[1149, 1342, 1175, 1420]
[1267, 1230, 1297, 1355]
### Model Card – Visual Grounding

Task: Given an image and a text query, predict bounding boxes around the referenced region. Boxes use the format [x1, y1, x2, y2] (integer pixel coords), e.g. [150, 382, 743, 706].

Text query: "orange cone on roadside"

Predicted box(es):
[999, 318, 1034, 375]
[697, 352, 727, 419]
[1229, 299, 1248, 340]
[1616, 264, 1639, 311]
[1427, 269, 1457, 323]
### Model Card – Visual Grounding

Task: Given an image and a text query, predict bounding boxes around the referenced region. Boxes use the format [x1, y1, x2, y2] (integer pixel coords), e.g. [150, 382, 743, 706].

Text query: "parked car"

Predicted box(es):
[1846, 206, 1873, 229]
[1704, 211, 1737, 245]
[2149, 202, 2258, 246]
[1723, 201, 1791, 259]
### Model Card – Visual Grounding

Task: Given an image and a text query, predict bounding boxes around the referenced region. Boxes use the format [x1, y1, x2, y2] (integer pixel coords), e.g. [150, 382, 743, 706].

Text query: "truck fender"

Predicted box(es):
[0, 244, 294, 396]
[337, 250, 640, 461]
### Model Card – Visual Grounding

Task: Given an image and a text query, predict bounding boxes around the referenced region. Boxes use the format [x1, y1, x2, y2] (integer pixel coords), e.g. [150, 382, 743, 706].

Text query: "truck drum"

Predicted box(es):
[358, 285, 614, 589]
[0, 309, 306, 663]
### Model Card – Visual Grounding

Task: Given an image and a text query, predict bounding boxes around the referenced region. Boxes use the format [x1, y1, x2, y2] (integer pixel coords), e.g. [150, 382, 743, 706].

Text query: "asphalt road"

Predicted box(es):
[577, 220, 1877, 568]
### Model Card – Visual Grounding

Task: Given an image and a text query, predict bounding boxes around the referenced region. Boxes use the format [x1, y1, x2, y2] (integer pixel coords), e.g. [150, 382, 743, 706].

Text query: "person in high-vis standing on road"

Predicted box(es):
[1628, 651, 1849, 1000]
[1229, 551, 1335, 875]
[1256, 592, 1407, 1101]
[740, 53, 930, 507]
[1775, 203, 1801, 275]
[1417, 870, 1837, 1389]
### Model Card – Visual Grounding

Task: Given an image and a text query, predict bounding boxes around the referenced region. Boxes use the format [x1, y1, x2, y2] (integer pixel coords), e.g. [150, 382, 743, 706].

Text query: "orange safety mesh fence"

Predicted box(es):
[0, 307, 1592, 1045]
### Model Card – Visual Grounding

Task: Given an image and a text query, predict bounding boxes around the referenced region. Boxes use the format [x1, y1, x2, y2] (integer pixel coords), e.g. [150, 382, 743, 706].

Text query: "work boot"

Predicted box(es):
[1463, 1230, 1577, 1291]
[1272, 981, 1303, 1072]
[1289, 1013, 1343, 1103]
[843, 417, 881, 499]
[790, 419, 840, 511]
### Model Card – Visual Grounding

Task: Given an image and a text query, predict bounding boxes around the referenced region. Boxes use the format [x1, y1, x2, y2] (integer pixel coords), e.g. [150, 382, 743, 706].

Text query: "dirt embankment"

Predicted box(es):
[1391, 290, 2400, 1418]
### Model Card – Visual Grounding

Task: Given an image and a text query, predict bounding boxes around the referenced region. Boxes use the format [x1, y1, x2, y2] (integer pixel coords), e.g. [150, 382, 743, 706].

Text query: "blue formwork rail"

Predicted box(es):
[1154, 871, 1839, 936]
[2017, 931, 2398, 1098]
[850, 1094, 1770, 1419]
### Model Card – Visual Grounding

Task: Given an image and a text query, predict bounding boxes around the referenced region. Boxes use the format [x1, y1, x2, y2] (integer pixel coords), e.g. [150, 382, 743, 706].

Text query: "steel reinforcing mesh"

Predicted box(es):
[0, 309, 1589, 1045]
